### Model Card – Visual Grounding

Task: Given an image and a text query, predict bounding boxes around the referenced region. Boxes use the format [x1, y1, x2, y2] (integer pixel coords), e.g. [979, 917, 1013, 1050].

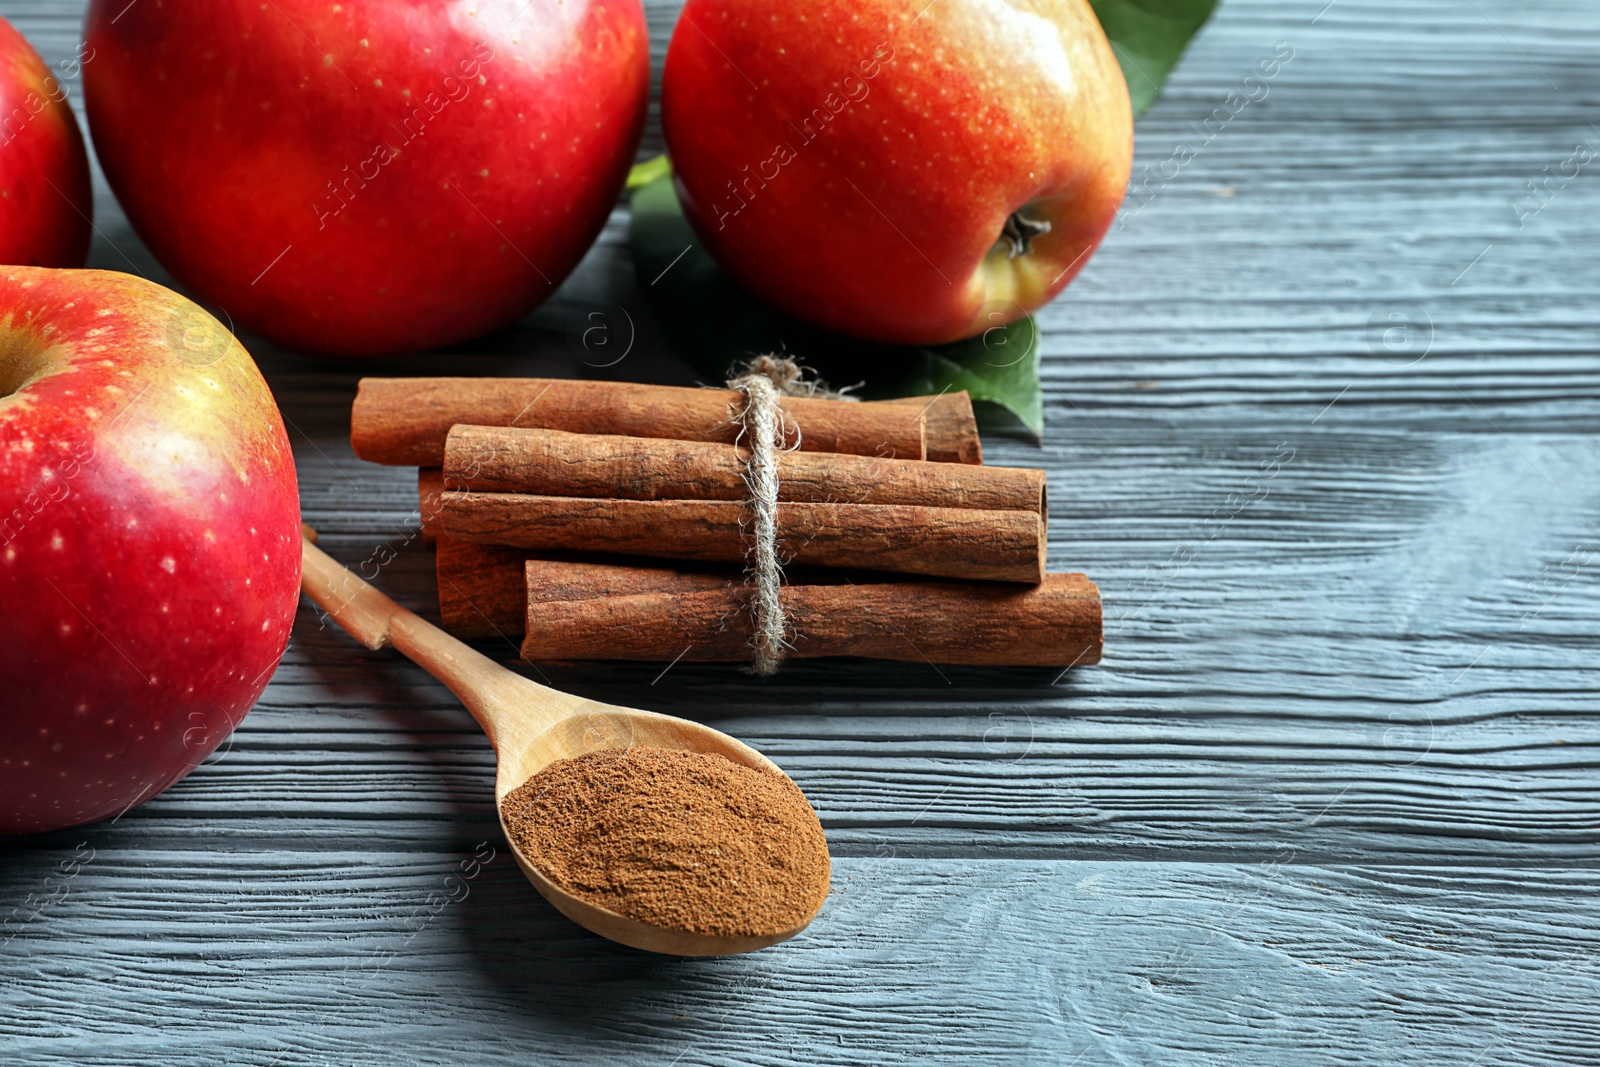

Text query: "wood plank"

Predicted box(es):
[1, 851, 1596, 1065]
[4, 0, 1598, 1061]
[205, 370, 1600, 863]
[13, 0, 1588, 859]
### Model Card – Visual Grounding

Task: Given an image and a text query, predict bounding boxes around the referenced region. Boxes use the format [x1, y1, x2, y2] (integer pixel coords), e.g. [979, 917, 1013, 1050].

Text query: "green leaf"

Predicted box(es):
[625, 154, 672, 192]
[1090, 0, 1220, 117]
[629, 176, 1043, 437]
[884, 318, 1044, 440]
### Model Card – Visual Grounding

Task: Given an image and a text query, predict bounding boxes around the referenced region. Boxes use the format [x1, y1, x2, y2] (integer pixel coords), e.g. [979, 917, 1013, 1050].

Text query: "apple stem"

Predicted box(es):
[1002, 211, 1052, 258]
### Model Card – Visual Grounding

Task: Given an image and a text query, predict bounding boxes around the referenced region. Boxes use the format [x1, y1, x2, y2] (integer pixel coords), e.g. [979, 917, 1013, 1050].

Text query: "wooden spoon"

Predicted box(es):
[298, 528, 827, 956]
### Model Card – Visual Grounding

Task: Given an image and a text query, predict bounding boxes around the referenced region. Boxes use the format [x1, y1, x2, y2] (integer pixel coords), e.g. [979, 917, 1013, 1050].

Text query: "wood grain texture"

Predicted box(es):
[1, 851, 1596, 1066]
[5, 0, 1600, 1062]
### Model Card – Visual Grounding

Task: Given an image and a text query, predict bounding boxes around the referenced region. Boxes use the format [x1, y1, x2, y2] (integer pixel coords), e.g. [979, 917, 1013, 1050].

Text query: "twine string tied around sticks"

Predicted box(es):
[725, 356, 849, 675]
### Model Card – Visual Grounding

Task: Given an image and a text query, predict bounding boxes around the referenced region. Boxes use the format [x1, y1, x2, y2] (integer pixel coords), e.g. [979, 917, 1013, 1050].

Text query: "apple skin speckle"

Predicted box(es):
[0, 267, 300, 835]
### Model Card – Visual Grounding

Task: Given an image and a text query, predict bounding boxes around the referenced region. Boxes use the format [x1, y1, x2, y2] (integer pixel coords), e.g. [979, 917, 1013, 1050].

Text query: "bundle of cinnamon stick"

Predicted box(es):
[352, 376, 1102, 670]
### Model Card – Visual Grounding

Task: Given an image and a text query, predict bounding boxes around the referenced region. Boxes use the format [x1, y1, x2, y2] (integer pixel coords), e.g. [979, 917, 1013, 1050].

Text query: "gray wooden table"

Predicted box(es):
[5, 0, 1599, 1063]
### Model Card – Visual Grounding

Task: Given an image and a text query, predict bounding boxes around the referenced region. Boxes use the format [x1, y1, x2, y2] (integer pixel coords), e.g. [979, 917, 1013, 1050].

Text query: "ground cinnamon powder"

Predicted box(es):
[499, 747, 830, 939]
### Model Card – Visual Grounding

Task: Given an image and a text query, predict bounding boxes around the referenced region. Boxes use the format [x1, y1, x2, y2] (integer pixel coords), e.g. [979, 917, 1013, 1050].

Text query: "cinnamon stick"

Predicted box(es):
[436, 540, 860, 639]
[519, 562, 1101, 667]
[419, 467, 443, 545]
[884, 392, 982, 464]
[441, 493, 1045, 584]
[526, 557, 736, 602]
[436, 536, 526, 639]
[439, 537, 694, 640]
[442, 425, 1041, 511]
[351, 377, 935, 466]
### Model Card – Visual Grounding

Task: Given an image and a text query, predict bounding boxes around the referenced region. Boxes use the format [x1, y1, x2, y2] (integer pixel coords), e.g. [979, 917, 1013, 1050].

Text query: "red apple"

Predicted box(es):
[82, 0, 649, 357]
[0, 16, 92, 268]
[662, 0, 1132, 345]
[0, 267, 300, 835]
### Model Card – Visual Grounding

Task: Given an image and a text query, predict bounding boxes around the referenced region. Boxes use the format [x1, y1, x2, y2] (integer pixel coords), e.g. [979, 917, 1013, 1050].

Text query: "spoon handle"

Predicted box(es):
[298, 527, 567, 742]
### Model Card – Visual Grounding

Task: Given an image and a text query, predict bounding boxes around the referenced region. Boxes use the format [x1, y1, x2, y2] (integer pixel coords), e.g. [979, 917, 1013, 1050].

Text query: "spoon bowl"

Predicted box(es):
[299, 528, 826, 956]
